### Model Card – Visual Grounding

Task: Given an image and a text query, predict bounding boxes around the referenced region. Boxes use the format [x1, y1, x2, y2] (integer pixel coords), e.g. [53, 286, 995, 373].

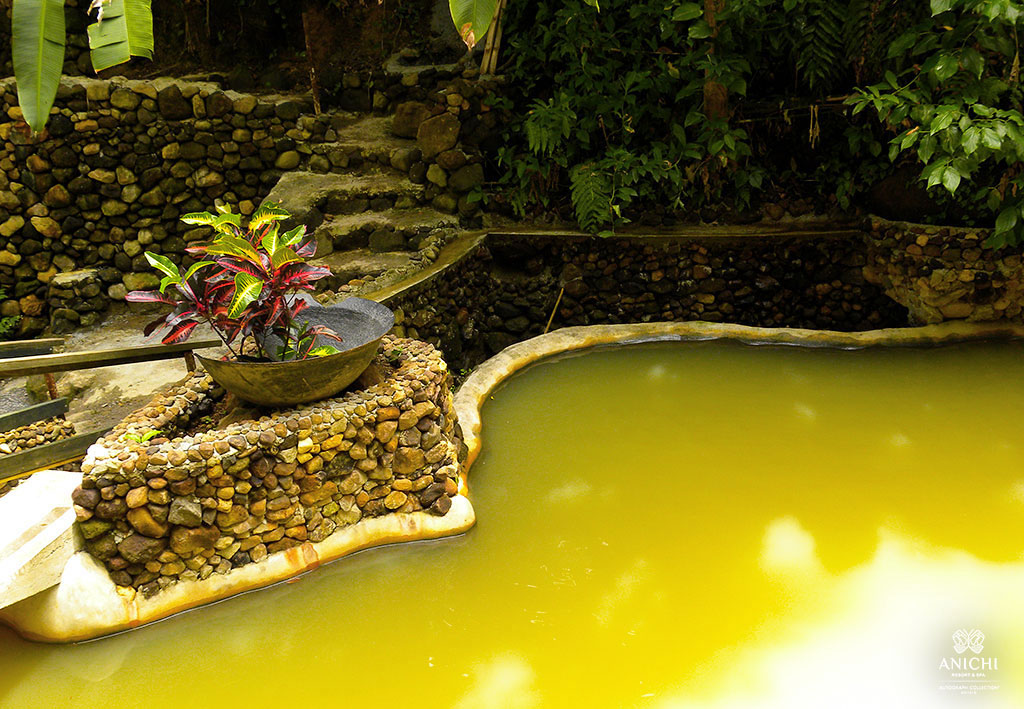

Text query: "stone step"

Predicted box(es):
[263, 170, 427, 233]
[306, 116, 417, 173]
[314, 207, 459, 253]
[314, 249, 418, 289]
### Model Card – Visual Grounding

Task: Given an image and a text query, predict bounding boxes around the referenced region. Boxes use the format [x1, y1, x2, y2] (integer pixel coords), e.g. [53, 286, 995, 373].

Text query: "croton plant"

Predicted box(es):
[125, 203, 341, 361]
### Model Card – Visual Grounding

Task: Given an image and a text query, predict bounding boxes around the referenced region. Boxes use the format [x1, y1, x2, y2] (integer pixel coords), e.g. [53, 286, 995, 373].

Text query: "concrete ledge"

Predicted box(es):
[454, 321, 1024, 474]
[0, 493, 473, 643]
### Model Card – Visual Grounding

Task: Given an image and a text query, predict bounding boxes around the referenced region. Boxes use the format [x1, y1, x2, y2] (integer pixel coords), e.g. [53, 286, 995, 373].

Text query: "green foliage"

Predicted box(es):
[0, 287, 19, 340]
[499, 0, 758, 232]
[12, 0, 66, 133]
[88, 0, 155, 72]
[124, 429, 163, 444]
[847, 0, 1024, 246]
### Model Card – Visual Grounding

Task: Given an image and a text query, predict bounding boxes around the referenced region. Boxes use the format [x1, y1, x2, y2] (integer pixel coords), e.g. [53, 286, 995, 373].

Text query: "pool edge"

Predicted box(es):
[454, 321, 1024, 476]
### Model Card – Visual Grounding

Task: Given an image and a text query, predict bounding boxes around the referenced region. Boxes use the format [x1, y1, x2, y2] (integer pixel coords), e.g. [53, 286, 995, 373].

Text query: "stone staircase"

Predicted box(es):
[263, 110, 465, 298]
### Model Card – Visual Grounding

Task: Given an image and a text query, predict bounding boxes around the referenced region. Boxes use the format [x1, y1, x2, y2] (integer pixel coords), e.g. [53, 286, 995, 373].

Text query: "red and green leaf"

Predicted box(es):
[228, 272, 264, 318]
[162, 320, 198, 345]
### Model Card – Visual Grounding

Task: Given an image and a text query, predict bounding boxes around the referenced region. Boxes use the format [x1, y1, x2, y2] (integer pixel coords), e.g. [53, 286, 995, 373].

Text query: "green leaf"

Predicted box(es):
[308, 345, 341, 357]
[250, 203, 290, 230]
[88, 0, 154, 73]
[12, 0, 66, 133]
[688, 21, 713, 39]
[280, 225, 306, 246]
[918, 134, 937, 163]
[941, 166, 961, 193]
[181, 260, 214, 282]
[930, 0, 954, 15]
[996, 206, 1018, 234]
[932, 54, 959, 82]
[202, 235, 262, 264]
[228, 273, 263, 318]
[962, 127, 980, 155]
[180, 211, 218, 226]
[448, 0, 499, 49]
[261, 226, 281, 258]
[270, 247, 301, 270]
[672, 3, 702, 21]
[144, 251, 181, 280]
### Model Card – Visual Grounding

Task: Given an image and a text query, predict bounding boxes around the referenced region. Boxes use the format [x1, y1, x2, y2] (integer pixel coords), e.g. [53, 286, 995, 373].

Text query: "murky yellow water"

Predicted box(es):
[3, 340, 1024, 708]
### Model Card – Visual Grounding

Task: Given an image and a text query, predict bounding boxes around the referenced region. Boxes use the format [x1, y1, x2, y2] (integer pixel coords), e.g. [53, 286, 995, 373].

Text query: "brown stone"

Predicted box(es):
[126, 487, 149, 508]
[384, 490, 408, 510]
[128, 506, 169, 537]
[417, 113, 460, 159]
[169, 525, 220, 555]
[394, 447, 425, 474]
[118, 534, 167, 563]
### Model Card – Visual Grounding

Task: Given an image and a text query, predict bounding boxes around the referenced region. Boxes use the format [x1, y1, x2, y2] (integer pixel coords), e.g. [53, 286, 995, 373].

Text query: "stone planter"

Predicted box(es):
[196, 297, 394, 407]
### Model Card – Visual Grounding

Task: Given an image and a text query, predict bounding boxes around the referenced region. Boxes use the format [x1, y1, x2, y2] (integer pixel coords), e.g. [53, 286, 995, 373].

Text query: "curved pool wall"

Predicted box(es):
[0, 336, 475, 643]
[453, 320, 1024, 475]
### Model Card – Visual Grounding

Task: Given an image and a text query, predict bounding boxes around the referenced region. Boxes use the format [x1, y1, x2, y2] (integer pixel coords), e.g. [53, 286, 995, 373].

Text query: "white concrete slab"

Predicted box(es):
[0, 470, 80, 610]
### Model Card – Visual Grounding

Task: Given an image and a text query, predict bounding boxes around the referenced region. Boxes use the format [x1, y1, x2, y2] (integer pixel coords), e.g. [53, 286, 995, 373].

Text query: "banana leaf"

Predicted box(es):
[11, 0, 66, 133]
[448, 0, 498, 49]
[88, 0, 154, 73]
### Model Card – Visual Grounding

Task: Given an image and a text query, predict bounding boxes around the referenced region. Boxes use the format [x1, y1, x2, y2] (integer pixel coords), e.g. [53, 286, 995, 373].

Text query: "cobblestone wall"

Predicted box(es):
[72, 336, 459, 595]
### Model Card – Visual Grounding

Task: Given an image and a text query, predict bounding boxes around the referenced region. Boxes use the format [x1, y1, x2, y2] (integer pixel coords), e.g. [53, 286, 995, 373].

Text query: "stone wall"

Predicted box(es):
[0, 65, 503, 337]
[72, 336, 460, 596]
[383, 231, 911, 371]
[0, 415, 77, 497]
[864, 217, 1024, 324]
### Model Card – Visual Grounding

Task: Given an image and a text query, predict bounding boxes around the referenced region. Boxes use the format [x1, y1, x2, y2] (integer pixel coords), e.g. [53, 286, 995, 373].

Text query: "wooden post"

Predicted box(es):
[44, 373, 58, 400]
[183, 350, 197, 372]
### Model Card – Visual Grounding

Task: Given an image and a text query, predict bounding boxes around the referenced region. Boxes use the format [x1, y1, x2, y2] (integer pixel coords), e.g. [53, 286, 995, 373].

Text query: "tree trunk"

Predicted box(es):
[703, 0, 728, 120]
[182, 0, 212, 64]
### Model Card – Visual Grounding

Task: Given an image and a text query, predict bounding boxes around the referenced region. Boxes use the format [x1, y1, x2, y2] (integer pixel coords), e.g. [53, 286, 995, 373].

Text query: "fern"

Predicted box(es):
[791, 0, 848, 95]
[569, 164, 613, 232]
[524, 95, 576, 156]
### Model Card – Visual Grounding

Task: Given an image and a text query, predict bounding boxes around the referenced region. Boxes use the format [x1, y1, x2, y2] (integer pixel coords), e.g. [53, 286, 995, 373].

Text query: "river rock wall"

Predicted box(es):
[864, 217, 1024, 324]
[0, 66, 502, 336]
[384, 232, 911, 371]
[72, 336, 460, 596]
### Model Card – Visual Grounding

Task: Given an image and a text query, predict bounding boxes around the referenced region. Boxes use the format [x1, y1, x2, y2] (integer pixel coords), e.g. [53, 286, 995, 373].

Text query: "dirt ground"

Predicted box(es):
[0, 305, 228, 435]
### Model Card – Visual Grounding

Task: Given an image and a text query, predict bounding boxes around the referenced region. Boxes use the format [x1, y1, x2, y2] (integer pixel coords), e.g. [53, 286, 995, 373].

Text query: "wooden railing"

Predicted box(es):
[0, 338, 220, 482]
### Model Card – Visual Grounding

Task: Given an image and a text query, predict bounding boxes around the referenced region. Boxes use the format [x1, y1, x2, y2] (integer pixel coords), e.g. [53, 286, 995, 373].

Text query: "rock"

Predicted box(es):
[392, 101, 433, 138]
[123, 272, 161, 291]
[416, 113, 460, 159]
[429, 494, 452, 516]
[126, 487, 148, 508]
[0, 216, 24, 236]
[394, 447, 426, 474]
[157, 84, 193, 120]
[390, 147, 420, 172]
[384, 490, 408, 510]
[110, 88, 140, 110]
[233, 95, 258, 115]
[30, 216, 61, 238]
[368, 229, 405, 253]
[43, 184, 72, 208]
[101, 200, 129, 217]
[0, 250, 19, 267]
[436, 150, 468, 171]
[118, 533, 167, 564]
[206, 92, 234, 117]
[168, 497, 203, 527]
[128, 506, 169, 537]
[170, 525, 220, 556]
[79, 519, 113, 540]
[449, 163, 484, 192]
[275, 151, 301, 170]
[426, 164, 448, 187]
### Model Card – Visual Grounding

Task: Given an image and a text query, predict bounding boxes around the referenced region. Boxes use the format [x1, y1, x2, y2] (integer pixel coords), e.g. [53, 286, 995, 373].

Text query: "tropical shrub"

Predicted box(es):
[847, 0, 1024, 247]
[125, 204, 341, 361]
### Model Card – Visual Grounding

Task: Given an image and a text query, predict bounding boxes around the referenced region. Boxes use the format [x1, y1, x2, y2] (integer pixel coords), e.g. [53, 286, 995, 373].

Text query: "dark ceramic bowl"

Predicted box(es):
[196, 297, 395, 407]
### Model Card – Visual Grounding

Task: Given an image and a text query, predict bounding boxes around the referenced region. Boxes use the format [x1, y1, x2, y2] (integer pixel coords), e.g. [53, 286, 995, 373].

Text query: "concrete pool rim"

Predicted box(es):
[454, 320, 1024, 475]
